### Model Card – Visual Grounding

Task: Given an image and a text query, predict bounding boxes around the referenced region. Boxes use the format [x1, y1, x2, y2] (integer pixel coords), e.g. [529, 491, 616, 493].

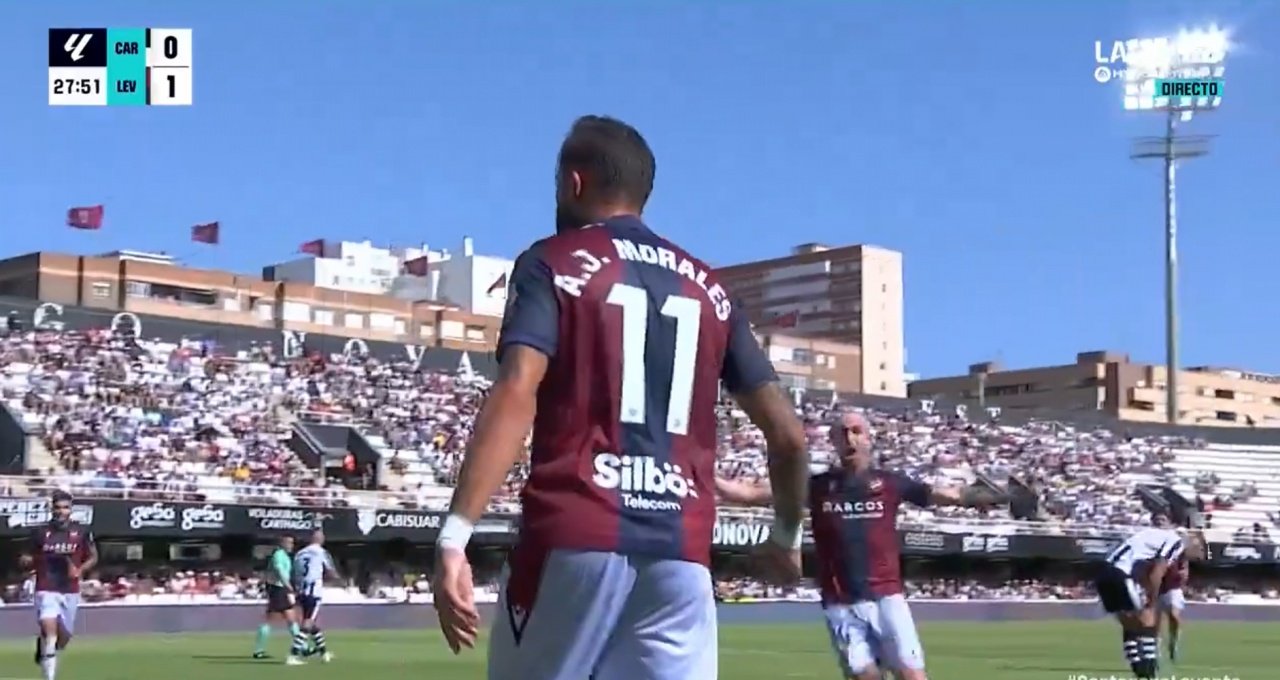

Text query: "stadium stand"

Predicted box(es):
[3, 322, 1279, 543]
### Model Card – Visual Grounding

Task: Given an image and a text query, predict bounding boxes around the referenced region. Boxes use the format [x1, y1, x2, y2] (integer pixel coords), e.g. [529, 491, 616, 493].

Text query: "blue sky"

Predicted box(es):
[3, 1, 1278, 379]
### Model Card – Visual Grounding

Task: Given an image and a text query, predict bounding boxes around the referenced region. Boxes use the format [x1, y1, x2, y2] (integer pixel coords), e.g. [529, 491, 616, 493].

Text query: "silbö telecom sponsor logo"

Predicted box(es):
[591, 453, 697, 512]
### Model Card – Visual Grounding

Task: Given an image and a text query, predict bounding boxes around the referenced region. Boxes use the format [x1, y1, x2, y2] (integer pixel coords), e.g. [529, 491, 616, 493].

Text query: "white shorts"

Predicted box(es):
[35, 591, 81, 634]
[1159, 589, 1186, 612]
[823, 594, 925, 675]
[487, 549, 717, 680]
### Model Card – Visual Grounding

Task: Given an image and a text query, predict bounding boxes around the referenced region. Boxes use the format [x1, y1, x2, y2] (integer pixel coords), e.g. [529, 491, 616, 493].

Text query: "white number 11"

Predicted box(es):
[605, 283, 701, 435]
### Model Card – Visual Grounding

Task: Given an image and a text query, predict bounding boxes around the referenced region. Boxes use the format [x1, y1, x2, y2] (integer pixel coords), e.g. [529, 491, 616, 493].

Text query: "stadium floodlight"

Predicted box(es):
[1116, 24, 1230, 424]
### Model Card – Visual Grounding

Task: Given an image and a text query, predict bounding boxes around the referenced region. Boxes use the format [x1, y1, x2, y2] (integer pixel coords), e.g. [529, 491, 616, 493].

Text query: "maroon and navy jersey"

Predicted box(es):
[809, 468, 932, 604]
[500, 216, 776, 566]
[30, 521, 94, 594]
[1160, 553, 1188, 592]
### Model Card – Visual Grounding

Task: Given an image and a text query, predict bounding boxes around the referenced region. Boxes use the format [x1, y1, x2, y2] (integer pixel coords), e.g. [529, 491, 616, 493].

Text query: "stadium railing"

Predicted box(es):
[0, 474, 1254, 543]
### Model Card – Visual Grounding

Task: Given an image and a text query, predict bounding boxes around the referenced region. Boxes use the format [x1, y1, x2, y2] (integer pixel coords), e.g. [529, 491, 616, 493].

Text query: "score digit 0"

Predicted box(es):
[146, 28, 192, 106]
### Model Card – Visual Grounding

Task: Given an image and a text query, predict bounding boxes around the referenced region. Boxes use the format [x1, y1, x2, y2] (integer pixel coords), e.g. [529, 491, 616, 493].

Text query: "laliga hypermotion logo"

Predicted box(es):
[1093, 27, 1230, 85]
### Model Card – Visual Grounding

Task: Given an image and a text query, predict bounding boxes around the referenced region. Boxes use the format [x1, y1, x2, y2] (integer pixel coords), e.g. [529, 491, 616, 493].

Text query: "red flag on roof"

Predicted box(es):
[299, 239, 324, 256]
[403, 256, 430, 277]
[67, 205, 104, 230]
[191, 222, 220, 245]
[765, 311, 800, 329]
[486, 272, 508, 296]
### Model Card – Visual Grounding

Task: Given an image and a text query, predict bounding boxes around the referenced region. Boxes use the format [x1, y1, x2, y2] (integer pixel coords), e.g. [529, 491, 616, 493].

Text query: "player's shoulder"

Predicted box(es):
[810, 468, 839, 487]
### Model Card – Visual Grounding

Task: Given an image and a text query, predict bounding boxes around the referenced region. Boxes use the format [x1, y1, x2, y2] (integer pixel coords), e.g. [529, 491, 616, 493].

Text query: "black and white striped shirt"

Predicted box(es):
[1106, 527, 1184, 576]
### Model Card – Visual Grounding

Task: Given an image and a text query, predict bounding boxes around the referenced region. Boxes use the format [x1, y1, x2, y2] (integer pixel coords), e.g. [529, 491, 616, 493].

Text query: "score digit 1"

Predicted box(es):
[146, 28, 192, 106]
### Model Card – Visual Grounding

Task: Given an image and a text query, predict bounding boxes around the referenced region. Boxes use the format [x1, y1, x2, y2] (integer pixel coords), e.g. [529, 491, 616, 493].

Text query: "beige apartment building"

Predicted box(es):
[718, 243, 905, 397]
[908, 351, 1280, 427]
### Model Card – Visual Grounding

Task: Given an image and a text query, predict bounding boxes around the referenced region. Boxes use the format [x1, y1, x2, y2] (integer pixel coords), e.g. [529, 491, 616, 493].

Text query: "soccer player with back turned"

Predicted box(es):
[291, 529, 338, 664]
[431, 115, 811, 680]
[20, 490, 97, 680]
[252, 534, 303, 661]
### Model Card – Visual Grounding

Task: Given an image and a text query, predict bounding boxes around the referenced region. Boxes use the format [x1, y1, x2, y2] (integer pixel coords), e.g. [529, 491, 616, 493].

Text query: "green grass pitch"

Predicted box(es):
[0, 621, 1268, 679]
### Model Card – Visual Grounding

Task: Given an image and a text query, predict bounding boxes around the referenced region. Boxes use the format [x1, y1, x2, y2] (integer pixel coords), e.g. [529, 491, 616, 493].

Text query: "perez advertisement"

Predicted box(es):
[0, 498, 94, 533]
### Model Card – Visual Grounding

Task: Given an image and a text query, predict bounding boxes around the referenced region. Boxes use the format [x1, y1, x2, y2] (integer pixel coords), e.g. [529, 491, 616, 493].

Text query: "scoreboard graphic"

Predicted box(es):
[48, 28, 192, 106]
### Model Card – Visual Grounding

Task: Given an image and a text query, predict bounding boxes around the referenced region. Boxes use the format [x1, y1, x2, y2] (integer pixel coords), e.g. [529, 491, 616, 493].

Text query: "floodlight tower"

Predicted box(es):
[1121, 26, 1228, 424]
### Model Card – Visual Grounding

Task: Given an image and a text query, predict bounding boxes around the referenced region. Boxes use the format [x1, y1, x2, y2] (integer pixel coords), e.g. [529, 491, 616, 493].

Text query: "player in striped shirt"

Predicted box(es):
[290, 529, 338, 665]
[1093, 512, 1184, 679]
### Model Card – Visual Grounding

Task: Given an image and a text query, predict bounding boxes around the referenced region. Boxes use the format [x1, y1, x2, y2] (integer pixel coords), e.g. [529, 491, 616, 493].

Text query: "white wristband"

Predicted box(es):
[768, 519, 803, 550]
[437, 514, 474, 551]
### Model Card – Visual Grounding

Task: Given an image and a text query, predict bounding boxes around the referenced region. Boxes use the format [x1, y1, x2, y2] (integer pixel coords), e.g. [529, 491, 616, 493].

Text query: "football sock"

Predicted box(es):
[310, 627, 328, 654]
[1136, 626, 1159, 678]
[40, 635, 57, 680]
[253, 624, 271, 654]
[1122, 629, 1140, 674]
[288, 622, 306, 658]
[1168, 625, 1181, 662]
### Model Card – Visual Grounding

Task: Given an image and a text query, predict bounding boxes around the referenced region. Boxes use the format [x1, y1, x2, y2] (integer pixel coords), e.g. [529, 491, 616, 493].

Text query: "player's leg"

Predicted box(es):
[284, 602, 307, 664]
[1094, 567, 1143, 676]
[254, 587, 288, 658]
[820, 603, 883, 680]
[1161, 589, 1185, 662]
[487, 549, 634, 680]
[593, 557, 718, 680]
[1109, 572, 1158, 679]
[874, 594, 926, 680]
[303, 599, 331, 661]
[33, 592, 64, 680]
[54, 593, 78, 651]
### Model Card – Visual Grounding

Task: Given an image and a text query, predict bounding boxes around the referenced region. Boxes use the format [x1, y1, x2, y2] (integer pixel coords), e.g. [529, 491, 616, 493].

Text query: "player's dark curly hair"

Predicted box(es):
[50, 489, 73, 504]
[558, 115, 655, 209]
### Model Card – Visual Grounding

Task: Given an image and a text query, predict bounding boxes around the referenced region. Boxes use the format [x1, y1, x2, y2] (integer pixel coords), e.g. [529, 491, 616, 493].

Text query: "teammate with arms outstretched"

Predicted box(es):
[1093, 512, 1184, 679]
[20, 490, 97, 680]
[431, 115, 810, 680]
[252, 535, 303, 661]
[717, 411, 1007, 680]
[290, 529, 338, 664]
[1157, 548, 1189, 662]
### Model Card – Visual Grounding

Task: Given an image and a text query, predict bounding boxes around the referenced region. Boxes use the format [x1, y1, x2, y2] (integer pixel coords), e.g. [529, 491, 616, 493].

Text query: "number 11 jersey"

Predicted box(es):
[500, 215, 777, 566]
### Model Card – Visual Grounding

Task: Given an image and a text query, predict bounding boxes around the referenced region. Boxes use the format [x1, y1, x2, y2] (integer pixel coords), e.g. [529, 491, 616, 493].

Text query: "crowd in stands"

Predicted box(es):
[0, 325, 1254, 533]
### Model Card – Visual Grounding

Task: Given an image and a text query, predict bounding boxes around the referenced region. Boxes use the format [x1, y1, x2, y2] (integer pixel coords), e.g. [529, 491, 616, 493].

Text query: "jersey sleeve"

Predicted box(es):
[720, 303, 777, 394]
[79, 529, 96, 561]
[889, 472, 933, 508]
[497, 246, 559, 362]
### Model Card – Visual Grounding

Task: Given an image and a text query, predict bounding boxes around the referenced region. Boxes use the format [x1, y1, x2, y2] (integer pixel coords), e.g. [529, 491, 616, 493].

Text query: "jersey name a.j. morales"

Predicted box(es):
[552, 238, 733, 321]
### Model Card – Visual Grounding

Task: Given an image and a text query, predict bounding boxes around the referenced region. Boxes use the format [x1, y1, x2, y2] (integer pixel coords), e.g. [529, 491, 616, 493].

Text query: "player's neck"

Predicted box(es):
[583, 205, 642, 224]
